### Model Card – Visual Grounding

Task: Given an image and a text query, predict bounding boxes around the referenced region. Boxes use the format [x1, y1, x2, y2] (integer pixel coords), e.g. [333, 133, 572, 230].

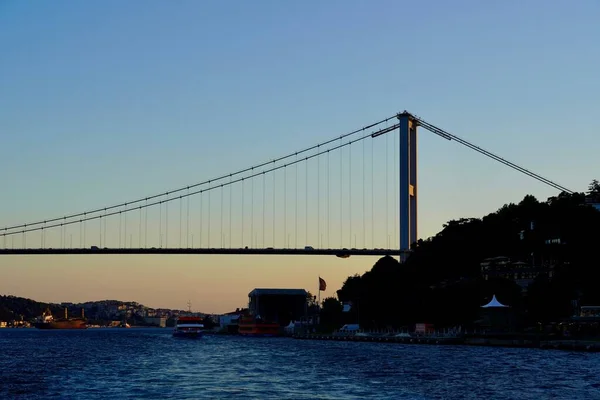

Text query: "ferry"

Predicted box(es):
[238, 315, 280, 337]
[173, 315, 204, 338]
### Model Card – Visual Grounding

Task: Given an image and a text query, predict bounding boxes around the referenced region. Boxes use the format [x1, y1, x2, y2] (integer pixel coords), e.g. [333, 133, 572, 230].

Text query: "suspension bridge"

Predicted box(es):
[0, 111, 572, 260]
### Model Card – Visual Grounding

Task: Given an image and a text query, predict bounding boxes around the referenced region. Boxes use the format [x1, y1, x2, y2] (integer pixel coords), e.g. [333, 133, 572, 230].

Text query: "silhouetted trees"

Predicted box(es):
[333, 182, 600, 330]
[319, 297, 343, 332]
[0, 295, 62, 321]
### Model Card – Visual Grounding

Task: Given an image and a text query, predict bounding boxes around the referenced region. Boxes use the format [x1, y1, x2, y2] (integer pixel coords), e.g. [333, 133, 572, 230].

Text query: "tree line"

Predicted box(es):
[320, 180, 600, 331]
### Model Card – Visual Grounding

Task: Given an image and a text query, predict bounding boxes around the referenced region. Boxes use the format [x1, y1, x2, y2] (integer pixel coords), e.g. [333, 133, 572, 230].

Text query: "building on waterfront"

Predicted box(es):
[565, 305, 600, 337]
[480, 256, 554, 291]
[218, 309, 246, 333]
[248, 288, 308, 326]
[145, 317, 167, 327]
[576, 306, 600, 319]
[585, 196, 600, 212]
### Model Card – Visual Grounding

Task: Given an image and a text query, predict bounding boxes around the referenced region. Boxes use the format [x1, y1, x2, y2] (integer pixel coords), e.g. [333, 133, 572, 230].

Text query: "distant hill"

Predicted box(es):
[0, 295, 199, 322]
[0, 295, 64, 321]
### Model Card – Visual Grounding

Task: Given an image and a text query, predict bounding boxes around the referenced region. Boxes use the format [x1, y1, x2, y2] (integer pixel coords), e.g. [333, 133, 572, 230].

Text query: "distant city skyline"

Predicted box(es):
[1, 1, 599, 313]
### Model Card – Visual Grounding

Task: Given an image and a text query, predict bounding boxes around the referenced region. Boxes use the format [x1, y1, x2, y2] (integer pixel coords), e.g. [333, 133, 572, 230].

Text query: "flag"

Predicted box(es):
[319, 277, 327, 291]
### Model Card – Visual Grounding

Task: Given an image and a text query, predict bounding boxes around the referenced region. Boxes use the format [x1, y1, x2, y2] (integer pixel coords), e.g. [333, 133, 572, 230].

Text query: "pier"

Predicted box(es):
[292, 332, 600, 352]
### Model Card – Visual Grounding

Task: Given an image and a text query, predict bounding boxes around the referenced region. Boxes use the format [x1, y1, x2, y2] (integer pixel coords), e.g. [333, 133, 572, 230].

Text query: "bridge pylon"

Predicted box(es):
[398, 111, 417, 262]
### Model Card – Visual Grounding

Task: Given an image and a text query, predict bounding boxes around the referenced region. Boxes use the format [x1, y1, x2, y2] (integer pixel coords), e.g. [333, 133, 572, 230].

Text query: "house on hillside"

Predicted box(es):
[480, 256, 554, 292]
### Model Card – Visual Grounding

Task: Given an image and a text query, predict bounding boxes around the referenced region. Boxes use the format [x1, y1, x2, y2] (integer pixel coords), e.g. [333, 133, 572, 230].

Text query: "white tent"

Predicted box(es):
[284, 321, 295, 333]
[481, 294, 508, 308]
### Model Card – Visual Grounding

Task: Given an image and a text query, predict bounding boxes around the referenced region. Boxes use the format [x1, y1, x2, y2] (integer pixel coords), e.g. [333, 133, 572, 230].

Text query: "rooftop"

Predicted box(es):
[248, 288, 308, 297]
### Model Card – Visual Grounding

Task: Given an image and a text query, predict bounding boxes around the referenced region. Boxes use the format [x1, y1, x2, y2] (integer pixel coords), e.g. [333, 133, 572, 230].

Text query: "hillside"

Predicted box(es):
[335, 181, 600, 329]
[0, 295, 63, 322]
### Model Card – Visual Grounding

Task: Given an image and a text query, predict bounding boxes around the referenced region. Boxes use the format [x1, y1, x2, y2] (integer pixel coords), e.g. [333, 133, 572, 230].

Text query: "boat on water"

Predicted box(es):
[238, 314, 280, 337]
[173, 315, 205, 338]
[35, 307, 87, 330]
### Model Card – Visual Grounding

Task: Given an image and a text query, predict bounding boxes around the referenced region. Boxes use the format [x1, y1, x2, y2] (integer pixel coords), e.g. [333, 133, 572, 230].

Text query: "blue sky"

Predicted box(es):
[1, 1, 599, 312]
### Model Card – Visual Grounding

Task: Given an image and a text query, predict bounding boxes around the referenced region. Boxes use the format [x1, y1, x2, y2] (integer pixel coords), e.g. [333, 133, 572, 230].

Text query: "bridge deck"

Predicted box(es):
[0, 248, 405, 256]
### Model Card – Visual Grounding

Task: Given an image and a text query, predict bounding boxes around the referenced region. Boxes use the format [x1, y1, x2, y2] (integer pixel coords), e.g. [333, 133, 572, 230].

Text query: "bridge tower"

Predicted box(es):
[398, 111, 417, 261]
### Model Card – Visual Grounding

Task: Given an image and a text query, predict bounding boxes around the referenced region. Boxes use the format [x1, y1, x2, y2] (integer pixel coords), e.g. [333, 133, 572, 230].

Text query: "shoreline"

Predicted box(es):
[292, 333, 600, 352]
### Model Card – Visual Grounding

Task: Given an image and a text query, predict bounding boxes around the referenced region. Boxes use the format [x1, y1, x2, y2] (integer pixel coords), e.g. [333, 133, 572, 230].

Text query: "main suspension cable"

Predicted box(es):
[1, 125, 389, 238]
[2, 115, 397, 232]
[413, 115, 573, 194]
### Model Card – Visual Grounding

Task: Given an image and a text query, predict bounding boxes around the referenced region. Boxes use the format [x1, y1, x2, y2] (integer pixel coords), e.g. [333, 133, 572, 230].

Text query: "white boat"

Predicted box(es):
[173, 315, 204, 338]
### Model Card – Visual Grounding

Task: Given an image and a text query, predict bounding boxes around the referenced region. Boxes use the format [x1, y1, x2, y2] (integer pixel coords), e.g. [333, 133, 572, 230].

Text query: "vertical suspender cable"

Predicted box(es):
[386, 133, 389, 248]
[145, 199, 148, 248]
[284, 167, 287, 248]
[295, 155, 298, 248]
[124, 206, 127, 248]
[221, 185, 224, 248]
[363, 138, 366, 248]
[229, 178, 232, 248]
[339, 137, 342, 248]
[317, 147, 320, 248]
[394, 129, 398, 249]
[119, 211, 122, 248]
[159, 204, 163, 248]
[251, 173, 254, 248]
[305, 160, 308, 247]
[242, 179, 245, 247]
[272, 171, 276, 247]
[179, 197, 182, 247]
[139, 206, 142, 248]
[166, 196, 169, 249]
[262, 173, 265, 248]
[187, 189, 190, 248]
[208, 188, 211, 248]
[199, 195, 202, 248]
[349, 142, 352, 248]
[327, 150, 330, 249]
[371, 139, 374, 248]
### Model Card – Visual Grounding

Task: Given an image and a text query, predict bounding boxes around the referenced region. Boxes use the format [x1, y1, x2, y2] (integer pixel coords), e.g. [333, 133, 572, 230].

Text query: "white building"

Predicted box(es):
[145, 317, 167, 327]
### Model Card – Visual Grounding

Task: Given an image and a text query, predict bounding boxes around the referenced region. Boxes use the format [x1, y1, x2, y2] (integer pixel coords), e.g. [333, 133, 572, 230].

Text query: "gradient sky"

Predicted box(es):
[1, 1, 599, 313]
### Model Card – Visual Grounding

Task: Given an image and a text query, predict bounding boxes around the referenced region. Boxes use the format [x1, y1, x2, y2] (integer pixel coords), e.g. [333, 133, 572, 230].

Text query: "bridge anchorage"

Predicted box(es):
[0, 110, 572, 259]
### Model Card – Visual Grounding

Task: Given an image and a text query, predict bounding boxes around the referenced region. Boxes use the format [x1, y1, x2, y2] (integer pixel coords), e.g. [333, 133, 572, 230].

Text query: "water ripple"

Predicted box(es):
[1, 329, 599, 399]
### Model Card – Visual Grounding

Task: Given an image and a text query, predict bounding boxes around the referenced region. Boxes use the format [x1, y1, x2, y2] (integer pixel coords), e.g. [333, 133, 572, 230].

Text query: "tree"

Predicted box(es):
[331, 187, 600, 331]
[306, 291, 318, 308]
[319, 297, 343, 332]
[588, 179, 600, 201]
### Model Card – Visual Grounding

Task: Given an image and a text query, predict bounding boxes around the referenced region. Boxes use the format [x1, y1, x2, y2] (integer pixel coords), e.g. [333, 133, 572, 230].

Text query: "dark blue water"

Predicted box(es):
[1, 329, 599, 399]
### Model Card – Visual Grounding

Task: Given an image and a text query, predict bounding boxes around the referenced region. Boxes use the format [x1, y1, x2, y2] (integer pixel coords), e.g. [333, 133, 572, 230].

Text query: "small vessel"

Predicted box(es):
[172, 301, 204, 338]
[238, 314, 280, 337]
[35, 307, 87, 330]
[173, 315, 204, 338]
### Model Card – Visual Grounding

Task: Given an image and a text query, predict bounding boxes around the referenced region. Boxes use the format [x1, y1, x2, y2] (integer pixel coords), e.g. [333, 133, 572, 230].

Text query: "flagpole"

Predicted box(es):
[317, 276, 321, 310]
